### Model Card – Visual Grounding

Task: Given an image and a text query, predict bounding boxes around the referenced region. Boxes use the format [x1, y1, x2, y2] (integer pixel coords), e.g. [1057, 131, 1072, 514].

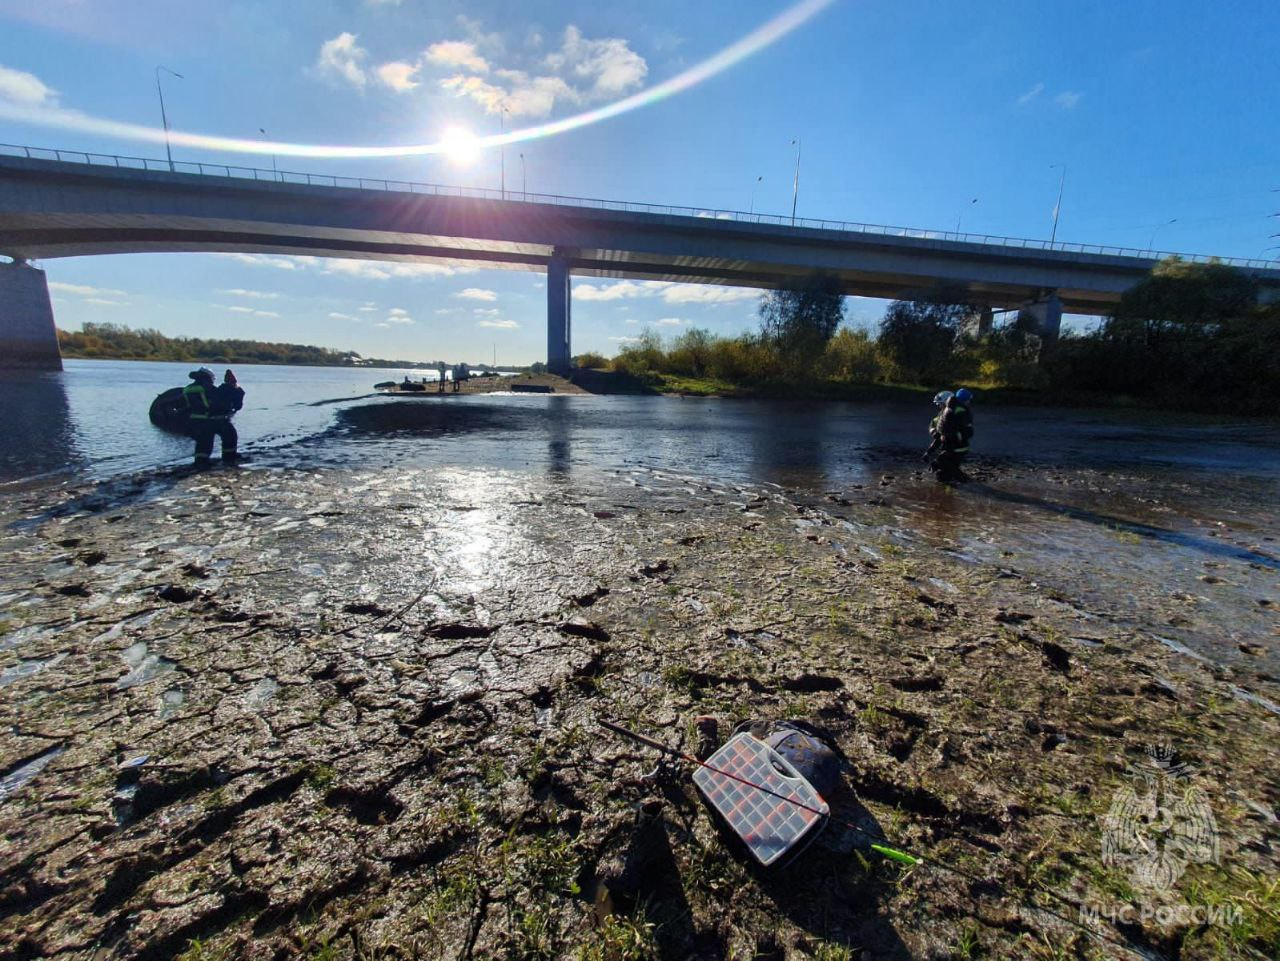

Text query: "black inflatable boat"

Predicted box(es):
[148, 387, 192, 435]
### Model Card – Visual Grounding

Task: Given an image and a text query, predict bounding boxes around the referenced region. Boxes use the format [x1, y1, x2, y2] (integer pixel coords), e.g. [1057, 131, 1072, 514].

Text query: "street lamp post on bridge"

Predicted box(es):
[258, 129, 277, 179]
[155, 66, 183, 173]
[1049, 164, 1066, 245]
[790, 139, 802, 226]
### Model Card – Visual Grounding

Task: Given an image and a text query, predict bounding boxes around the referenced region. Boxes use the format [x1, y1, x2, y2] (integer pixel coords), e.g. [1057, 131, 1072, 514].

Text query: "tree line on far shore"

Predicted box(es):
[582, 258, 1279, 414]
[57, 323, 442, 370]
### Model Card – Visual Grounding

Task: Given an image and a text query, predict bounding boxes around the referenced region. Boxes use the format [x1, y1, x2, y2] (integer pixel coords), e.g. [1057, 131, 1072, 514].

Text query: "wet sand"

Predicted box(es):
[0, 452, 1277, 960]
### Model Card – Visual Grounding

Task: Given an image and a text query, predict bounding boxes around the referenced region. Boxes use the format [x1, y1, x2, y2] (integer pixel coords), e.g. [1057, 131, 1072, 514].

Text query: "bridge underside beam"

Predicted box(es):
[0, 261, 61, 370]
[0, 226, 1125, 316]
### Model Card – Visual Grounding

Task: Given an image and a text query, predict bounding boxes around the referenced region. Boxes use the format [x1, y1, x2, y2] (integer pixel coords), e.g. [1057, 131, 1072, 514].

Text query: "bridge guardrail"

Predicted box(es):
[2, 142, 1275, 270]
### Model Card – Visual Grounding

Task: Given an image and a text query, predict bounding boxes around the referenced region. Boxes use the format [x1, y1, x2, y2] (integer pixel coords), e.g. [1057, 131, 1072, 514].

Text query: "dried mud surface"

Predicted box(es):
[1, 460, 1277, 961]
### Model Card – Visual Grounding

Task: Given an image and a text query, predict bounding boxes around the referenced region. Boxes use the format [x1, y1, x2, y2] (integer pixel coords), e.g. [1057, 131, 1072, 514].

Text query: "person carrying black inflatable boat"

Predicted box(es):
[183, 367, 245, 468]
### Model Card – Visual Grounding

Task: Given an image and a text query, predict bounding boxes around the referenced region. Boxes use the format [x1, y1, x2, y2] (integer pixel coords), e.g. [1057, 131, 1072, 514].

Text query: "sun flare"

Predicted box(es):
[441, 126, 481, 167]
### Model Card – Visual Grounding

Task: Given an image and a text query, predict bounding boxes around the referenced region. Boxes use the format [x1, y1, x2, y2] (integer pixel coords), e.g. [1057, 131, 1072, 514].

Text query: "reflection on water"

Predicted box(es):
[6, 360, 1280, 490]
[546, 395, 571, 477]
[0, 370, 83, 482]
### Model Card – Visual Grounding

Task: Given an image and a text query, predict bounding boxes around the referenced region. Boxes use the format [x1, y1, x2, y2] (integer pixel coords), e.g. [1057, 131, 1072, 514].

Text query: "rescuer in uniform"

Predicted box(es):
[933, 388, 974, 483]
[184, 367, 244, 467]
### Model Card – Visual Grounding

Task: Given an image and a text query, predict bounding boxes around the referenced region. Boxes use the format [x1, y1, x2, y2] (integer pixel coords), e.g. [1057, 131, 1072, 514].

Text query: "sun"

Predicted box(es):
[440, 126, 481, 167]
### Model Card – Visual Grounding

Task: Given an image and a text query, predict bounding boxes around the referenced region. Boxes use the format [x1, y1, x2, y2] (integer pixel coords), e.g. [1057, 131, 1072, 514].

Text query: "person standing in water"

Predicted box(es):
[183, 368, 244, 467]
[933, 389, 973, 483]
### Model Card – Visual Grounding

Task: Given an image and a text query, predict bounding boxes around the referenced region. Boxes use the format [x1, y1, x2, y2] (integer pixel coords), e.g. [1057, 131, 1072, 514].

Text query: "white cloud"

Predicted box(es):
[375, 322, 390, 328]
[317, 33, 368, 89]
[548, 25, 647, 98]
[487, 70, 573, 117]
[435, 307, 463, 315]
[384, 310, 415, 325]
[222, 253, 300, 270]
[329, 312, 358, 321]
[322, 258, 464, 280]
[656, 317, 685, 326]
[1055, 90, 1081, 109]
[455, 287, 498, 301]
[478, 319, 519, 329]
[609, 336, 642, 343]
[660, 284, 758, 305]
[573, 279, 754, 307]
[219, 288, 279, 299]
[222, 304, 279, 317]
[1016, 82, 1044, 106]
[83, 298, 129, 307]
[425, 40, 490, 73]
[365, 0, 402, 6]
[0, 64, 57, 107]
[429, 23, 646, 119]
[473, 307, 500, 316]
[49, 281, 126, 297]
[376, 61, 421, 92]
[573, 280, 665, 301]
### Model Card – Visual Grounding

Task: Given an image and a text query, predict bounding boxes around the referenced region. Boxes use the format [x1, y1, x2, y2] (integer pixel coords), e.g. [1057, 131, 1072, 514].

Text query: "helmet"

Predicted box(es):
[188, 367, 214, 383]
[955, 388, 973, 404]
[932, 390, 953, 408]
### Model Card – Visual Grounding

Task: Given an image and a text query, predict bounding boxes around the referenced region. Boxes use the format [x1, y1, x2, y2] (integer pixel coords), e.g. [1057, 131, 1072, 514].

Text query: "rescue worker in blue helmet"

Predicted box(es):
[183, 367, 244, 467]
[933, 388, 974, 483]
[923, 390, 952, 468]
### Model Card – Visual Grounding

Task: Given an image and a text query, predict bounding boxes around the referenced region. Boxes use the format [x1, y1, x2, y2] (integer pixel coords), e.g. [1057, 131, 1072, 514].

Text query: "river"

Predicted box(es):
[1, 358, 1277, 680]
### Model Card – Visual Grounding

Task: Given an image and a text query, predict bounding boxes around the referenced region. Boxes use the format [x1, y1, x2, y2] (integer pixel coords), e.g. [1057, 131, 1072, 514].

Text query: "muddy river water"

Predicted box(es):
[0, 361, 1277, 959]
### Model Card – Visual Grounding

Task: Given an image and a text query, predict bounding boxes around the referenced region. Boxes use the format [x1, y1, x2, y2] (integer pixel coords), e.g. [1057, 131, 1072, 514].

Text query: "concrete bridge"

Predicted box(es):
[2, 146, 1278, 370]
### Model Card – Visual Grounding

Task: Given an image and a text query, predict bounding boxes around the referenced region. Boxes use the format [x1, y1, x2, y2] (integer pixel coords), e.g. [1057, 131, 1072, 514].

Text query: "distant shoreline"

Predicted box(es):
[57, 354, 527, 374]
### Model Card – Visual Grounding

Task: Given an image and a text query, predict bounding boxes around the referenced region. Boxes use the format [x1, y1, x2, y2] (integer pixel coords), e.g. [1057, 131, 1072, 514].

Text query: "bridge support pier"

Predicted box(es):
[0, 260, 62, 370]
[976, 305, 994, 338]
[1021, 291, 1063, 347]
[546, 248, 572, 374]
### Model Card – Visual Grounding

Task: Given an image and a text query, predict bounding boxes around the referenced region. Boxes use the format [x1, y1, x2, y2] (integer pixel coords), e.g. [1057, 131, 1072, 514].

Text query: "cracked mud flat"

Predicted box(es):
[0, 458, 1277, 961]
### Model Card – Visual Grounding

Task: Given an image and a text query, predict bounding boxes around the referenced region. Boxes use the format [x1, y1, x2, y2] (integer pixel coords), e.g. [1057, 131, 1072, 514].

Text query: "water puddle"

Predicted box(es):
[244, 677, 278, 709]
[1230, 686, 1280, 716]
[0, 745, 64, 803]
[158, 688, 185, 719]
[116, 641, 177, 689]
[0, 654, 64, 688]
[1154, 635, 1210, 664]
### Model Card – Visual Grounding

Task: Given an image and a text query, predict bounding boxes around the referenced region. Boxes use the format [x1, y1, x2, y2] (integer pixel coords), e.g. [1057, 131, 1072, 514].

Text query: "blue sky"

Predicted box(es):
[1, 0, 1277, 364]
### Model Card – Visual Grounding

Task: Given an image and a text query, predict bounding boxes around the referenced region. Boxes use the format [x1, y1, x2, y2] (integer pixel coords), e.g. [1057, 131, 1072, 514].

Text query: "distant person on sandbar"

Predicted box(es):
[183, 367, 244, 468]
[438, 361, 447, 393]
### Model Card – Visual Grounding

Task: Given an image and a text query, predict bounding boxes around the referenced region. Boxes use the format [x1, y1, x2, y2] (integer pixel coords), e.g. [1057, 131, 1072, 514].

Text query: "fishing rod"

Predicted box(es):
[599, 717, 920, 865]
[599, 718, 1170, 961]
